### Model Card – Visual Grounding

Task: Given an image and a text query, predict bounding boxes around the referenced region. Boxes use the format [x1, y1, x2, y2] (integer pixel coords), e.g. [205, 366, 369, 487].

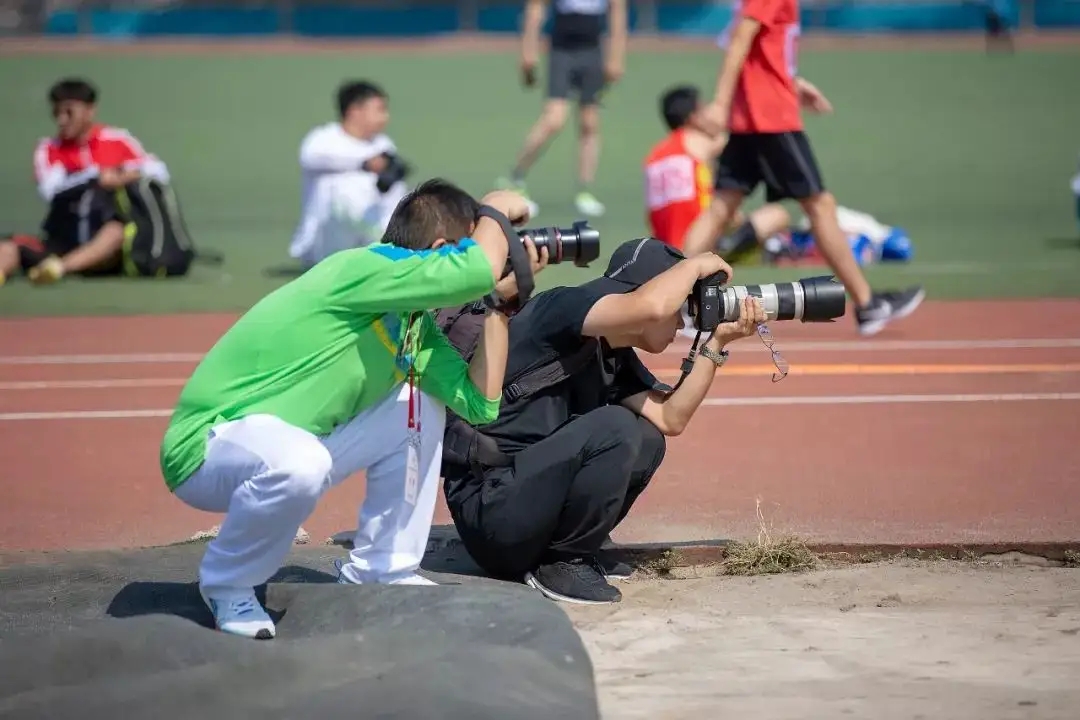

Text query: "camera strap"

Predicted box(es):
[478, 205, 534, 304]
[669, 330, 705, 394]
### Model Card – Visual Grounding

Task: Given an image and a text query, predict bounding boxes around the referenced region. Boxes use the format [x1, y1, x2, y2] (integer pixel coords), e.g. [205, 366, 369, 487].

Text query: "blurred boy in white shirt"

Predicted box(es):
[289, 81, 410, 269]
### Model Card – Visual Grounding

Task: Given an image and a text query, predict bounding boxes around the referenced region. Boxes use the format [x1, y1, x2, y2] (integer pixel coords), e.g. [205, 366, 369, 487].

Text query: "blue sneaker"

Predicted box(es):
[200, 588, 275, 640]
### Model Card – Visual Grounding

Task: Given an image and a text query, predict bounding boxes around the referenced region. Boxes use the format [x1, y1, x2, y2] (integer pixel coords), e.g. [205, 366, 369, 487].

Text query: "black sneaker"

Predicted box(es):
[597, 535, 633, 580]
[525, 558, 623, 605]
[595, 552, 633, 580]
[855, 287, 926, 337]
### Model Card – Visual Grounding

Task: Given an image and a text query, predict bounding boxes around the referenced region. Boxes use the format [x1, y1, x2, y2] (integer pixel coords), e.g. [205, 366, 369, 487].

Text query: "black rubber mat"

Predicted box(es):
[0, 545, 599, 720]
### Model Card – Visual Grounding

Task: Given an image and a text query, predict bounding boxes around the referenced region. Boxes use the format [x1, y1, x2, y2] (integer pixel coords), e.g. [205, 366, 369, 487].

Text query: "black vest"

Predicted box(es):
[550, 0, 608, 50]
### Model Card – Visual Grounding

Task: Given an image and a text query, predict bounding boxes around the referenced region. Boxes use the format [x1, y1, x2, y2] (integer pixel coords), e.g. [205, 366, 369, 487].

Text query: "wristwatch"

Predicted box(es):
[698, 344, 729, 367]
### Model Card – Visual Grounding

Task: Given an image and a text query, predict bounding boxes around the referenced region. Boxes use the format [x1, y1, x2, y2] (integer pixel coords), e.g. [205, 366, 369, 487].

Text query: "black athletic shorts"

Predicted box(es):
[715, 130, 826, 202]
[8, 183, 125, 275]
[547, 45, 605, 105]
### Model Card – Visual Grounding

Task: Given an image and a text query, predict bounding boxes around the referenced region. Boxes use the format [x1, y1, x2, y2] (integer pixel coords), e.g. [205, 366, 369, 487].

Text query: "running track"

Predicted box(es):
[1, 300, 1078, 554]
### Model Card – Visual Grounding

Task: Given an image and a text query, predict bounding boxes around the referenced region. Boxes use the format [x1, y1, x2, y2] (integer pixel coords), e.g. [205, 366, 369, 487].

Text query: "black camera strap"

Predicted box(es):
[478, 205, 534, 304]
[669, 330, 705, 394]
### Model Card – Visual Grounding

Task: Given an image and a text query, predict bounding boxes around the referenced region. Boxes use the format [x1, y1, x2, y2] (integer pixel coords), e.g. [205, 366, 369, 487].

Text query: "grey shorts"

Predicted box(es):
[547, 46, 605, 106]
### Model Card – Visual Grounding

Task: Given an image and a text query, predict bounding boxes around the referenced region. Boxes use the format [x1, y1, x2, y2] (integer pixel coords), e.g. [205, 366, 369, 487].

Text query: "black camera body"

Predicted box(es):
[375, 153, 411, 194]
[689, 270, 729, 332]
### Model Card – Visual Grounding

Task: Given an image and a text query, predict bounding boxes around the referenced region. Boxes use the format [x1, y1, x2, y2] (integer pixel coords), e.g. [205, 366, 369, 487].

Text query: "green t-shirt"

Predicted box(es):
[159, 238, 498, 491]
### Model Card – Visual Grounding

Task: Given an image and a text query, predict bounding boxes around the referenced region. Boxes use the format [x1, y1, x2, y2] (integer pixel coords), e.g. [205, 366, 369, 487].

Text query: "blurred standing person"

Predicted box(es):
[495, 0, 628, 219]
[684, 0, 924, 336]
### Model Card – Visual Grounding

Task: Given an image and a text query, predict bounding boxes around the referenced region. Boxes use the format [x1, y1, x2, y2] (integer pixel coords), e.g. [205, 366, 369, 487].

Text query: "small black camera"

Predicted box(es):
[375, 153, 411, 194]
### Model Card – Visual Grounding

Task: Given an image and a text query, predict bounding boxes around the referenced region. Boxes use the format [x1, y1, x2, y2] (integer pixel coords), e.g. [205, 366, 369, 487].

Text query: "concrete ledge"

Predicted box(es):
[328, 525, 1080, 572]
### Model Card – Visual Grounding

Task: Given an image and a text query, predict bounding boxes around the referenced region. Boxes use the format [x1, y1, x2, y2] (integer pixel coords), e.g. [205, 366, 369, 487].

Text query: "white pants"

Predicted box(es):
[288, 172, 408, 268]
[174, 383, 445, 594]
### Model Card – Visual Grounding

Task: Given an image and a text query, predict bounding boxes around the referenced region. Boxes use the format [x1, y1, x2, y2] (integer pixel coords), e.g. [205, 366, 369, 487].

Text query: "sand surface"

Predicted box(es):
[565, 559, 1080, 720]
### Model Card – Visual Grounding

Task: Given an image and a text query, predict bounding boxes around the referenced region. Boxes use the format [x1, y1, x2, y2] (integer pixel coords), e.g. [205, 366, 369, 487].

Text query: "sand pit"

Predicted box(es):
[565, 559, 1080, 720]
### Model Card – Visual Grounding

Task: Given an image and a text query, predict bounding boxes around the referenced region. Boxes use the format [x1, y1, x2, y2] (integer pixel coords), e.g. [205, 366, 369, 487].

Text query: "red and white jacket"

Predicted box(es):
[33, 124, 170, 203]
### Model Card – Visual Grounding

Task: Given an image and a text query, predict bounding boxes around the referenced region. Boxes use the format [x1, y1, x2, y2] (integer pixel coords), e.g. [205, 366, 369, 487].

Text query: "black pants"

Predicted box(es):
[445, 405, 667, 580]
[18, 183, 124, 274]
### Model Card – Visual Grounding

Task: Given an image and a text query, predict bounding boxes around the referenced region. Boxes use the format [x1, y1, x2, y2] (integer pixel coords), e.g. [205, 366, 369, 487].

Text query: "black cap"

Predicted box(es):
[583, 237, 686, 296]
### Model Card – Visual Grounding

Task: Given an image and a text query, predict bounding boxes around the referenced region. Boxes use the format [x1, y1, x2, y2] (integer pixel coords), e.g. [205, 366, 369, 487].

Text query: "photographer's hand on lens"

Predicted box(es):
[494, 237, 548, 304]
[711, 297, 766, 347]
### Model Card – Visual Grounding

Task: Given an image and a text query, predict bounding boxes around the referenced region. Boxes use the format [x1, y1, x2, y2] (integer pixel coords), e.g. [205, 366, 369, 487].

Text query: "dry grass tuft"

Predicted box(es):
[722, 499, 818, 576]
[638, 549, 684, 577]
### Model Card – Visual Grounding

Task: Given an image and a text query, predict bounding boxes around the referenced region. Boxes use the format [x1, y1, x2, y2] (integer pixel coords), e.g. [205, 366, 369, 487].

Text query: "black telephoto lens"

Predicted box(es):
[567, 220, 601, 266]
[518, 220, 601, 267]
[797, 276, 847, 322]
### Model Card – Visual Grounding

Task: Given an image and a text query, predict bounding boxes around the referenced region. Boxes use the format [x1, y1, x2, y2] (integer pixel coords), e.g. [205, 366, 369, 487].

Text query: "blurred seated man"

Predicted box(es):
[644, 84, 789, 264]
[0, 78, 172, 286]
[289, 80, 412, 269]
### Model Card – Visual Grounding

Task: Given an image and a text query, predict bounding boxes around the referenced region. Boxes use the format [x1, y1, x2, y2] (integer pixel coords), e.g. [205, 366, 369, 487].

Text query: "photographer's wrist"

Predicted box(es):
[697, 337, 729, 368]
[483, 289, 521, 318]
[485, 304, 513, 321]
[706, 333, 729, 352]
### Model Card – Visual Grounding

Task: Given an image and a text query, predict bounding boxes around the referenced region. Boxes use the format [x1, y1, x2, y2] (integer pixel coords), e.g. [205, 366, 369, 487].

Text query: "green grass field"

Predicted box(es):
[1, 46, 1078, 317]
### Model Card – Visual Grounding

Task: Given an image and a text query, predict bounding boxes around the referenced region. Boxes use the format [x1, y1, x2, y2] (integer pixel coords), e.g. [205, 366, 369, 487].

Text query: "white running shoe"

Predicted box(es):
[495, 177, 540, 219]
[334, 558, 438, 586]
[386, 574, 439, 586]
[201, 588, 275, 640]
[574, 191, 605, 217]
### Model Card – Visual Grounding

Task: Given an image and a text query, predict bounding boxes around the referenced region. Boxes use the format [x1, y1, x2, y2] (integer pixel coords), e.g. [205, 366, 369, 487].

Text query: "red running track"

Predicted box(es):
[1, 300, 1078, 553]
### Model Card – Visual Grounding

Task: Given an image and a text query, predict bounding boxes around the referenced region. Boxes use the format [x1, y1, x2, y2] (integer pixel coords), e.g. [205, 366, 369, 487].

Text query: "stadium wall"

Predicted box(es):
[19, 0, 1080, 38]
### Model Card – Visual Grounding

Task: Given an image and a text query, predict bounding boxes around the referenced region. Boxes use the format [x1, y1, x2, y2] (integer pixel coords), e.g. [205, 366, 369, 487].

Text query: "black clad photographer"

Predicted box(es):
[443, 238, 767, 605]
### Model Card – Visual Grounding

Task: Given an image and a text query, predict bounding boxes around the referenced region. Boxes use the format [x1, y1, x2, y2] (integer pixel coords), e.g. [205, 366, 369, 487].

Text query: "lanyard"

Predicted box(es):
[407, 365, 421, 432]
[402, 312, 421, 433]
